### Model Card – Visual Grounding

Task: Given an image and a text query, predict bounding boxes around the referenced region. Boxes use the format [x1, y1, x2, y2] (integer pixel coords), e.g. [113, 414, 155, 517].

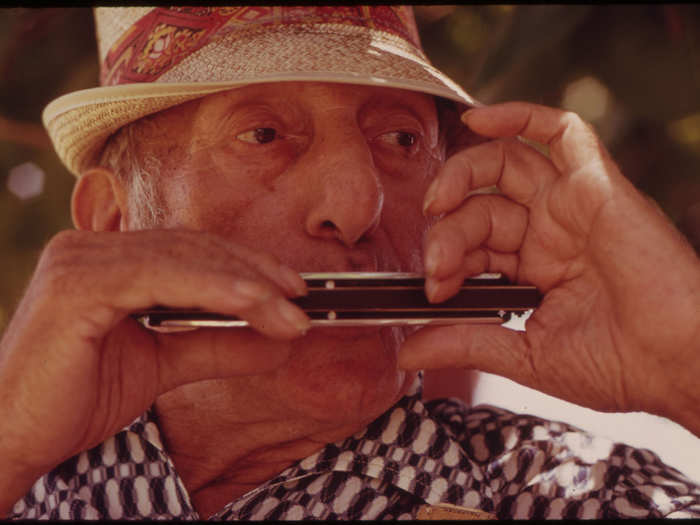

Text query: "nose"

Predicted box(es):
[303, 124, 384, 247]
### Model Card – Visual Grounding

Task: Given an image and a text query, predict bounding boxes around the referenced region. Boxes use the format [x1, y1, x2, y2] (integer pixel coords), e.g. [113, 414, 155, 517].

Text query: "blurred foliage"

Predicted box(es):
[0, 6, 699, 332]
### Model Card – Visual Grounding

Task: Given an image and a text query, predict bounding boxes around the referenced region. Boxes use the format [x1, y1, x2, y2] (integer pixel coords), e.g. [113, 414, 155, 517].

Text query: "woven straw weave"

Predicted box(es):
[42, 6, 477, 177]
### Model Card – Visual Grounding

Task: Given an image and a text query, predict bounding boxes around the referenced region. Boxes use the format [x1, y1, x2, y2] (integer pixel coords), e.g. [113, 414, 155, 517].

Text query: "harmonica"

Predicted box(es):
[134, 272, 541, 332]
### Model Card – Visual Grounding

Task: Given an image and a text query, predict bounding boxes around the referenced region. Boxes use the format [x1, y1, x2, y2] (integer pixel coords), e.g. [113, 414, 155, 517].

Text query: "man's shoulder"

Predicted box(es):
[424, 398, 700, 518]
[425, 398, 676, 476]
[425, 398, 572, 443]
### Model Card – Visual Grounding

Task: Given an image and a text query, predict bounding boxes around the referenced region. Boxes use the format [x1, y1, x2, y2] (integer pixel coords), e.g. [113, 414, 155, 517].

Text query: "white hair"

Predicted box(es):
[98, 121, 167, 229]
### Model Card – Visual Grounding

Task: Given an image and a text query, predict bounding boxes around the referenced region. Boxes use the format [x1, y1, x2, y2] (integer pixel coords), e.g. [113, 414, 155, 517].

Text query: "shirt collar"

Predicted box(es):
[209, 372, 473, 517]
[120, 371, 471, 518]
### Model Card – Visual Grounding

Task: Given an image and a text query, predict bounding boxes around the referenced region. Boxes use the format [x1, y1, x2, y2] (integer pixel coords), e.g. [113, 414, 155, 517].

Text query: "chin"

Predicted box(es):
[276, 326, 410, 424]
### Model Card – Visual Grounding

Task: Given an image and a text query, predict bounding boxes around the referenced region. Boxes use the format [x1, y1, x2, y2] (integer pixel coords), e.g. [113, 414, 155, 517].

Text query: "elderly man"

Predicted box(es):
[2, 5, 699, 520]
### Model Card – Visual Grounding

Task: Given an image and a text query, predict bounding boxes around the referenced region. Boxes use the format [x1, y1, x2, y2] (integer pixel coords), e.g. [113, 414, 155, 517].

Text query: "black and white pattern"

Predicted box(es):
[11, 375, 700, 519]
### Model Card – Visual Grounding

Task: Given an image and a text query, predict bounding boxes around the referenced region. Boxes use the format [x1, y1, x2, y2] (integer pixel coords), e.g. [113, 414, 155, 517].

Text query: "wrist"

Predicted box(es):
[648, 276, 700, 437]
[0, 455, 43, 518]
[662, 349, 700, 439]
[657, 380, 700, 439]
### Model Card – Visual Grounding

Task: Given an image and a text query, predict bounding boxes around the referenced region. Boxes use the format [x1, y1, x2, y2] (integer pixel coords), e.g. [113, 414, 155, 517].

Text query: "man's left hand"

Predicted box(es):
[399, 102, 700, 436]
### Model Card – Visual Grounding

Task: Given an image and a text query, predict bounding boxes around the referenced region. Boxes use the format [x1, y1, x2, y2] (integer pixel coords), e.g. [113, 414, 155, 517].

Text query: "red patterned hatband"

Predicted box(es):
[101, 6, 423, 86]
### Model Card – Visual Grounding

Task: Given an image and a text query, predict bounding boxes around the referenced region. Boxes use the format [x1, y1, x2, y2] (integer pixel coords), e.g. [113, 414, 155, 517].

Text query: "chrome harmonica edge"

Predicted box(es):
[134, 272, 541, 332]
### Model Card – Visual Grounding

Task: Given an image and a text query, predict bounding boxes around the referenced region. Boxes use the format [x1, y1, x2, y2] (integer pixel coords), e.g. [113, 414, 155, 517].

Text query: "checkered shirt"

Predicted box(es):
[11, 375, 700, 519]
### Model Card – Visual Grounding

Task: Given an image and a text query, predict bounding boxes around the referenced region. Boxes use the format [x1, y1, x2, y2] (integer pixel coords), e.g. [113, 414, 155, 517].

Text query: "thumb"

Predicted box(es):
[398, 323, 533, 381]
[151, 326, 293, 395]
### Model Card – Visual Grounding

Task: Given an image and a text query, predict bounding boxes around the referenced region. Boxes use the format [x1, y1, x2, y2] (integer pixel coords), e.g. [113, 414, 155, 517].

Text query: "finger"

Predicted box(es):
[425, 194, 528, 280]
[36, 230, 310, 339]
[460, 249, 520, 282]
[398, 323, 535, 387]
[208, 236, 307, 297]
[138, 228, 307, 298]
[423, 139, 503, 216]
[461, 102, 608, 177]
[424, 137, 559, 216]
[425, 249, 520, 303]
[117, 235, 311, 338]
[148, 324, 293, 394]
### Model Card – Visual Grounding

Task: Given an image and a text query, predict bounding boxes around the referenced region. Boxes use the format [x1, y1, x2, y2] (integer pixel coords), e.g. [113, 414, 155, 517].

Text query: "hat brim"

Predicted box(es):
[43, 24, 478, 176]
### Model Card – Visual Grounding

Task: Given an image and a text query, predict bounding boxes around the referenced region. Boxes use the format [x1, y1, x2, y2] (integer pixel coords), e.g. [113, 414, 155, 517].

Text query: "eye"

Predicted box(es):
[236, 127, 278, 144]
[378, 131, 418, 148]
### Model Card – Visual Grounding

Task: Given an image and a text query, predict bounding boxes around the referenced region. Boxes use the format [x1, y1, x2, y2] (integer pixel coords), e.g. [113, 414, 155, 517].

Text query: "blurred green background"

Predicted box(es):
[1, 5, 699, 333]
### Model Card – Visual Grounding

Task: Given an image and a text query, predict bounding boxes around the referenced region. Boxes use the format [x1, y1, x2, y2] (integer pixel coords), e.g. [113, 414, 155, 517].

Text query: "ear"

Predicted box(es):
[71, 167, 127, 232]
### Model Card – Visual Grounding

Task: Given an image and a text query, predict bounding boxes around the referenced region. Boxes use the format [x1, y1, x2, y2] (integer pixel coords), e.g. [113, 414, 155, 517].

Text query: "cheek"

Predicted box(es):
[186, 188, 293, 241]
[380, 177, 434, 271]
[189, 125, 299, 186]
[159, 144, 299, 234]
[160, 175, 260, 230]
[166, 178, 314, 269]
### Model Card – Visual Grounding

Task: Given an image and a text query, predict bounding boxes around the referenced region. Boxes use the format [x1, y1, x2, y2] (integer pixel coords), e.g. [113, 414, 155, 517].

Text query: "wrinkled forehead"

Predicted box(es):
[174, 82, 444, 119]
[130, 81, 462, 145]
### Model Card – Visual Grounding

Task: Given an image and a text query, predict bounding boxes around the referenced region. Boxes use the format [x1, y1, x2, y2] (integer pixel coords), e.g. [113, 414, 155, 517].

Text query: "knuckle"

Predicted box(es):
[44, 229, 82, 255]
[34, 231, 87, 295]
[559, 110, 600, 148]
[466, 193, 499, 219]
[561, 110, 581, 123]
[561, 110, 589, 130]
[493, 140, 508, 177]
[453, 147, 474, 174]
[40, 230, 83, 271]
[437, 221, 468, 253]
[499, 198, 528, 231]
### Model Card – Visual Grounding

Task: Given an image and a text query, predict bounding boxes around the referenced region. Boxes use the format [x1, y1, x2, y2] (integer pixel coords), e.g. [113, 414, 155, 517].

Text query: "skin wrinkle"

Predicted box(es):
[119, 92, 449, 245]
[154, 381, 282, 429]
[202, 435, 331, 492]
[549, 113, 599, 177]
[507, 140, 544, 208]
[580, 288, 622, 404]
[7, 92, 700, 518]
[495, 139, 508, 197]
[185, 81, 416, 474]
[525, 278, 617, 410]
[79, 84, 468, 517]
[580, 213, 634, 408]
[516, 105, 535, 144]
[191, 111, 302, 194]
[596, 304, 628, 410]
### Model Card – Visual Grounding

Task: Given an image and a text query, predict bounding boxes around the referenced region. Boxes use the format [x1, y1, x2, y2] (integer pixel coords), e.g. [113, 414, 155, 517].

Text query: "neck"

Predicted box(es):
[152, 326, 418, 519]
[153, 386, 390, 519]
[166, 425, 348, 518]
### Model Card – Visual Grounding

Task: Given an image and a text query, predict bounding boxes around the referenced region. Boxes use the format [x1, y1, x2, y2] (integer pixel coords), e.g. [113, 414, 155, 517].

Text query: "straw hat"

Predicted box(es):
[42, 6, 478, 177]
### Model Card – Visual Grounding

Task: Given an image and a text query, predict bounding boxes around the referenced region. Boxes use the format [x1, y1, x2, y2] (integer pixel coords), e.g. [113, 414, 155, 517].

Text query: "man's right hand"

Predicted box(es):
[0, 229, 309, 515]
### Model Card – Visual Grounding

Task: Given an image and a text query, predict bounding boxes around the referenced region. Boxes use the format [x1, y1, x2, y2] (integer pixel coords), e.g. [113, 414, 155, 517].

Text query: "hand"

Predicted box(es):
[399, 102, 700, 435]
[0, 229, 309, 513]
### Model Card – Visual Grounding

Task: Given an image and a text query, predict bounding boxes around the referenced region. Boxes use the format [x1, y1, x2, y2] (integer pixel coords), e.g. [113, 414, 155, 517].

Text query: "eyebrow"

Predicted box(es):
[363, 91, 437, 120]
[195, 86, 439, 138]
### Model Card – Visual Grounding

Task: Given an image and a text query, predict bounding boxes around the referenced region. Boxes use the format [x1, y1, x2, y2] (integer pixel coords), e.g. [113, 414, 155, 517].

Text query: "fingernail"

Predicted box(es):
[276, 298, 310, 333]
[425, 277, 440, 303]
[423, 179, 439, 216]
[425, 242, 441, 276]
[461, 105, 486, 125]
[280, 266, 307, 296]
[460, 109, 475, 124]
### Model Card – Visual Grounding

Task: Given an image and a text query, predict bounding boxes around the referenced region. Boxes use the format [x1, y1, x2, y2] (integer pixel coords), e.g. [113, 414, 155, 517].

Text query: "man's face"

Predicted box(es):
[139, 82, 444, 433]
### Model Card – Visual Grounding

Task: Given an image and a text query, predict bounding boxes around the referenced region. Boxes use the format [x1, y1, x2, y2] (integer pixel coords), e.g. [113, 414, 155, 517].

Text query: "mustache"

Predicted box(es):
[290, 244, 421, 274]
